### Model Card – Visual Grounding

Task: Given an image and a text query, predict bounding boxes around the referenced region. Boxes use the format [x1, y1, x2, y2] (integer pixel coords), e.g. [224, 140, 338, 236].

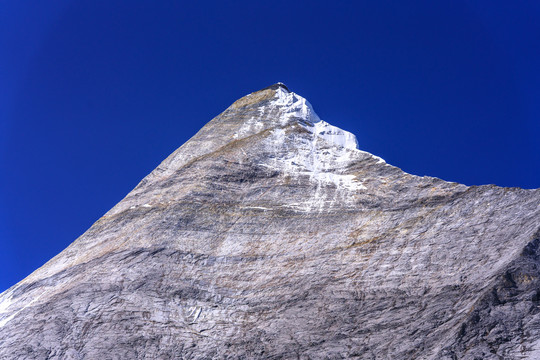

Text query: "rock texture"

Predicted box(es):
[0, 83, 539, 359]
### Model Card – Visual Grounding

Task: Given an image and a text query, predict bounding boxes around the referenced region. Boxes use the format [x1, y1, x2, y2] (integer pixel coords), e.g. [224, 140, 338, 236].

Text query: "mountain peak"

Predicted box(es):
[261, 82, 290, 92]
[1, 85, 539, 359]
[227, 84, 360, 153]
[141, 85, 367, 193]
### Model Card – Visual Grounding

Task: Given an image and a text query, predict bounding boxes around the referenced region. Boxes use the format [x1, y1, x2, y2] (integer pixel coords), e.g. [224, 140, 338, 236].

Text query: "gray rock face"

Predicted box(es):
[0, 84, 539, 359]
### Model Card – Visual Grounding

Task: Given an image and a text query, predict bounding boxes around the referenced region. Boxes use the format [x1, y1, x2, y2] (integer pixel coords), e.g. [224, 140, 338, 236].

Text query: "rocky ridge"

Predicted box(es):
[0, 83, 539, 359]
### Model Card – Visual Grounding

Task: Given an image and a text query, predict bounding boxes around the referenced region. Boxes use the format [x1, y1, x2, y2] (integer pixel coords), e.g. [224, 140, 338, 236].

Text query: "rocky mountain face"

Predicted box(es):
[0, 83, 539, 359]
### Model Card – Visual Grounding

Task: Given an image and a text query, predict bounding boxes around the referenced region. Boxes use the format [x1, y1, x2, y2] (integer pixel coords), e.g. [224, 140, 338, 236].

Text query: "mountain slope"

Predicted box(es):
[0, 83, 539, 359]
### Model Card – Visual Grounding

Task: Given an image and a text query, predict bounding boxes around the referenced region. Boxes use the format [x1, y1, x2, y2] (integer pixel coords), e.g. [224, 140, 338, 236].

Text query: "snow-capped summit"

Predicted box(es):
[1, 84, 539, 359]
[269, 85, 358, 150]
[262, 82, 290, 92]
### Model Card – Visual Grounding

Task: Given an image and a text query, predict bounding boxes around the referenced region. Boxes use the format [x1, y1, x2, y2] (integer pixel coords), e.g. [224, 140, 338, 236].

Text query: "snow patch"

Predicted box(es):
[311, 120, 358, 150]
[243, 206, 273, 211]
[272, 86, 321, 125]
[232, 117, 265, 140]
[265, 126, 367, 198]
[0, 289, 45, 328]
[0, 291, 14, 316]
[271, 87, 361, 152]
[233, 85, 385, 199]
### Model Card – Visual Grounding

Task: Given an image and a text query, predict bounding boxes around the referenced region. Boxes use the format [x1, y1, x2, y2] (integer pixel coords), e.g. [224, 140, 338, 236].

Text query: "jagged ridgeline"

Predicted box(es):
[1, 84, 539, 359]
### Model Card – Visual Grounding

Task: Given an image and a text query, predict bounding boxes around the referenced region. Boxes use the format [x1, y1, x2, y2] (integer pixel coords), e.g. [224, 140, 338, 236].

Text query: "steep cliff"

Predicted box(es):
[0, 83, 539, 359]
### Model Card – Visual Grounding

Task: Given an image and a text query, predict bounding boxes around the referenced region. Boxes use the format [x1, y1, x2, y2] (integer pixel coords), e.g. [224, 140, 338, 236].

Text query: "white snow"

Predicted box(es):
[0, 291, 14, 317]
[271, 86, 363, 152]
[232, 117, 265, 140]
[233, 85, 386, 204]
[312, 120, 358, 150]
[273, 86, 321, 125]
[0, 289, 45, 328]
[260, 125, 366, 214]
[232, 84, 381, 157]
[129, 203, 153, 209]
[243, 206, 273, 211]
[260, 87, 372, 198]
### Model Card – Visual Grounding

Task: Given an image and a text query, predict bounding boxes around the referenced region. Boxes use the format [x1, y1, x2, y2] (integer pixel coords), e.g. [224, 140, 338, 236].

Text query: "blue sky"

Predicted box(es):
[1, 1, 539, 291]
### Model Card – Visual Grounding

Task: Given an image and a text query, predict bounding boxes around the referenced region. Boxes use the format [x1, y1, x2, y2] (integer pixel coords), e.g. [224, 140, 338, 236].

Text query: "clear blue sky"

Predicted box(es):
[1, 1, 539, 292]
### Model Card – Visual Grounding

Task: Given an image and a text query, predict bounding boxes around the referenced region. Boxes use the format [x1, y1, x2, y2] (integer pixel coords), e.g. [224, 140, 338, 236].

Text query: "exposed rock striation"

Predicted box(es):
[0, 84, 539, 359]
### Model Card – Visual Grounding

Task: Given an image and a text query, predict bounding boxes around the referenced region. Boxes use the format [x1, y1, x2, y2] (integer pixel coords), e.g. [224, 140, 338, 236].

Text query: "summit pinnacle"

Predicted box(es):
[262, 82, 289, 92]
[0, 85, 539, 359]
